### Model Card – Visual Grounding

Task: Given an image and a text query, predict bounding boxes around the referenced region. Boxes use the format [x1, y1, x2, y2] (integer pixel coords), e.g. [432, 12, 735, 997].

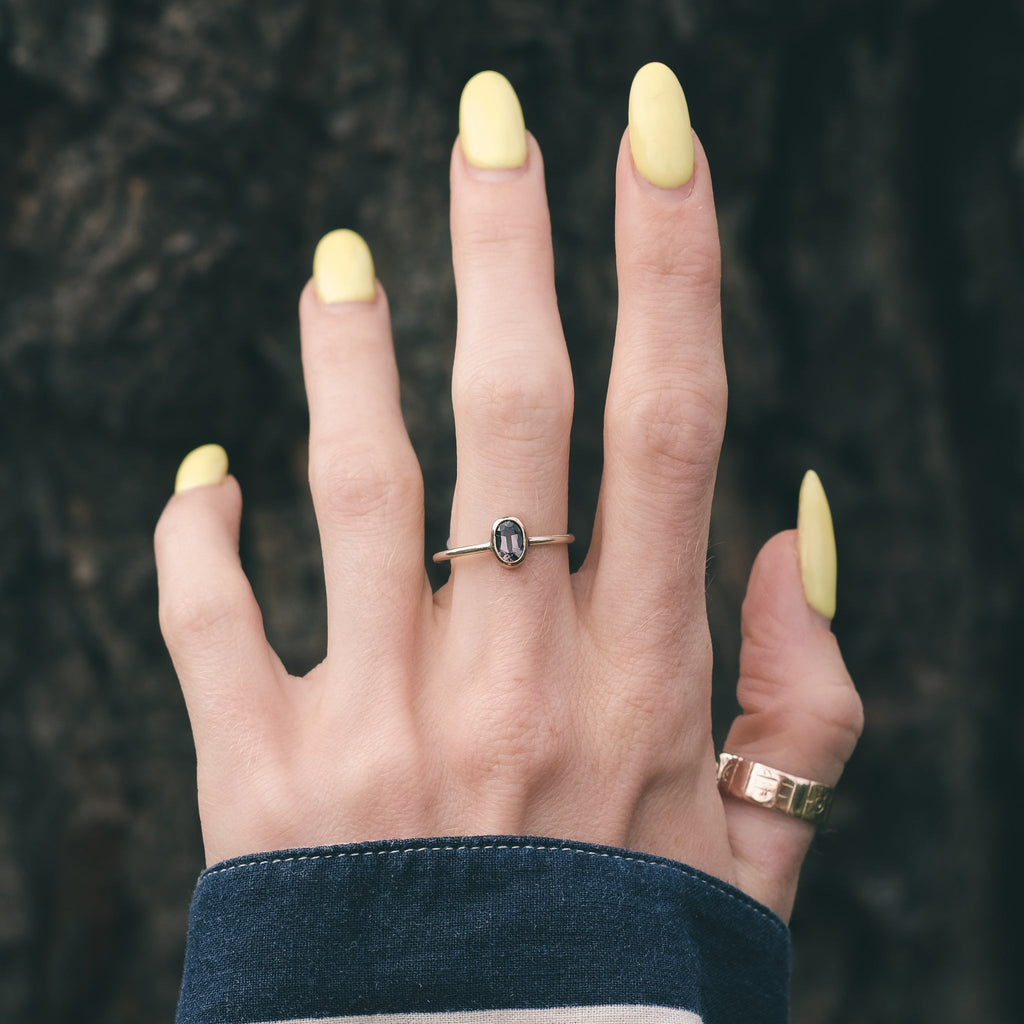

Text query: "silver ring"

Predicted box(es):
[432, 517, 574, 568]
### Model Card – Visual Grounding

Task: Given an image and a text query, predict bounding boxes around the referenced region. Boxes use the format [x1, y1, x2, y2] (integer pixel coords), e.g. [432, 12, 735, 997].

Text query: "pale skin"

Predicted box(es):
[154, 125, 863, 922]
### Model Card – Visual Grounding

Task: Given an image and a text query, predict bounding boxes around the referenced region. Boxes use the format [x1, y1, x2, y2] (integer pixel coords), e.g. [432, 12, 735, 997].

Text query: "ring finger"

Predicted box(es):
[445, 72, 575, 617]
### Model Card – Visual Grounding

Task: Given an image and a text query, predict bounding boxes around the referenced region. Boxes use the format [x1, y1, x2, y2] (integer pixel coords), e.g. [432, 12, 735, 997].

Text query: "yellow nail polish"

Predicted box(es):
[174, 444, 229, 494]
[628, 62, 694, 189]
[797, 470, 837, 620]
[313, 229, 376, 303]
[459, 70, 527, 170]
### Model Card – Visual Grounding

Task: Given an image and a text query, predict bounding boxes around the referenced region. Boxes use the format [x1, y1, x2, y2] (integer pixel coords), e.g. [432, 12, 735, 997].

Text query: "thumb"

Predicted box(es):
[722, 471, 863, 920]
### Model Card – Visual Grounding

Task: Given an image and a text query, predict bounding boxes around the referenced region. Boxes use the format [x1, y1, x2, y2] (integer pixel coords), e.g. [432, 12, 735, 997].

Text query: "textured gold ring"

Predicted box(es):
[717, 752, 835, 827]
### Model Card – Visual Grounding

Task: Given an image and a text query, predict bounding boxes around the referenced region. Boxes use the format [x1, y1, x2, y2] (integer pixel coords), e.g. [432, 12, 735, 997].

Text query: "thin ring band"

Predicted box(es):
[716, 752, 835, 827]
[433, 516, 574, 568]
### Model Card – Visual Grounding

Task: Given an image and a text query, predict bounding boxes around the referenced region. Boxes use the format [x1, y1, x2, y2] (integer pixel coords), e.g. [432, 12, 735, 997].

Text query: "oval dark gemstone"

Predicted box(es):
[492, 518, 527, 565]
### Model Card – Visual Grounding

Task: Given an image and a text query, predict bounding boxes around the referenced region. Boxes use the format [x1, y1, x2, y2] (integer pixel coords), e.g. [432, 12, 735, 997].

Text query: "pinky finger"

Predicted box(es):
[154, 445, 282, 741]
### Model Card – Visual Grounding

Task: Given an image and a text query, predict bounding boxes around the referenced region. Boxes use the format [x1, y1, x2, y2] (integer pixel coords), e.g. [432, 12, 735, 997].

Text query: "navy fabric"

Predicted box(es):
[176, 837, 790, 1024]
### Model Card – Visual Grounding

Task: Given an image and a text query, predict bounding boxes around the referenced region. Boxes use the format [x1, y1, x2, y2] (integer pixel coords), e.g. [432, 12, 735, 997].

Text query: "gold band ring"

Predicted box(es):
[432, 517, 574, 568]
[717, 752, 835, 827]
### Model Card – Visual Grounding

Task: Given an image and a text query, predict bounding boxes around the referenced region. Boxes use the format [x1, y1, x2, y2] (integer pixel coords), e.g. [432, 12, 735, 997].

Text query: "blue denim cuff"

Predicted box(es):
[176, 837, 790, 1024]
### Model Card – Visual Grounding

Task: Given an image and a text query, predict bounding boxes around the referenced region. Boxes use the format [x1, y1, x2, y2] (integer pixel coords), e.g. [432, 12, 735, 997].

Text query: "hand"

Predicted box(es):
[154, 65, 862, 921]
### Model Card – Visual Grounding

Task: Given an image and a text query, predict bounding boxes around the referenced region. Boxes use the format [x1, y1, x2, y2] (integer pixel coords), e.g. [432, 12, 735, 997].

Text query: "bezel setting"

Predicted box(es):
[491, 517, 529, 567]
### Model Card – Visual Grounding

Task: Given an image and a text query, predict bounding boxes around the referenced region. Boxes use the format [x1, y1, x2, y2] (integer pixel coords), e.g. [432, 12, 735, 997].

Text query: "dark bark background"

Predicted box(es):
[1, 1, 1022, 1021]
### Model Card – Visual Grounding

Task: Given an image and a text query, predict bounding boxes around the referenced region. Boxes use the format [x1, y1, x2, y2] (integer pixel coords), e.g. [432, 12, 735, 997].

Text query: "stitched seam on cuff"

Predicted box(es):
[197, 841, 785, 932]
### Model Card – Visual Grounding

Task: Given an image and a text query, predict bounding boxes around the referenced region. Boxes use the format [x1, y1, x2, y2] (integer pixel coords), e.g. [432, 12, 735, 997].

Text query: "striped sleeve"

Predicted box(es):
[175, 837, 790, 1024]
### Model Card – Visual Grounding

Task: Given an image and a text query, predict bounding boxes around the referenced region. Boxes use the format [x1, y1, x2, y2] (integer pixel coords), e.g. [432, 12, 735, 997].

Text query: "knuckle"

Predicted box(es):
[644, 248, 721, 297]
[159, 580, 251, 652]
[309, 442, 422, 524]
[461, 210, 550, 259]
[826, 680, 865, 751]
[606, 375, 726, 481]
[454, 355, 573, 445]
[630, 226, 722, 299]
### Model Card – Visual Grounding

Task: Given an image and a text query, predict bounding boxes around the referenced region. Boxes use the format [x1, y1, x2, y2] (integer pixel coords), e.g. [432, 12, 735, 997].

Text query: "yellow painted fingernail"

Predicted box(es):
[459, 70, 527, 170]
[798, 470, 837, 620]
[628, 62, 694, 189]
[174, 444, 229, 494]
[313, 229, 376, 303]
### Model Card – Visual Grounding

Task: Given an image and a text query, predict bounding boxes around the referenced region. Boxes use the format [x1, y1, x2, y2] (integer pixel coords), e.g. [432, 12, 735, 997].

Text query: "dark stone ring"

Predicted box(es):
[432, 517, 574, 568]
